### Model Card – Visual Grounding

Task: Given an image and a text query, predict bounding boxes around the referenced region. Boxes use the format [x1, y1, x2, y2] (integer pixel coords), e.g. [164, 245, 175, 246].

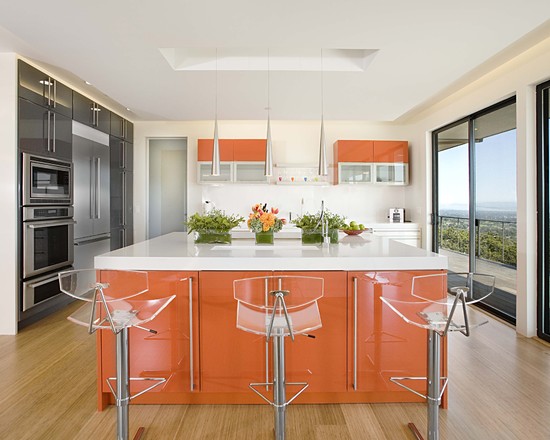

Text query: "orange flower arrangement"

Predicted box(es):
[247, 203, 286, 233]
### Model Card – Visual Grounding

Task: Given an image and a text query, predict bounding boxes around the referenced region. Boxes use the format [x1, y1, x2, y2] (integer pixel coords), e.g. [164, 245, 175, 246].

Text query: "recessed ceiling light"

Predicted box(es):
[126, 107, 131, 111]
[85, 80, 92, 85]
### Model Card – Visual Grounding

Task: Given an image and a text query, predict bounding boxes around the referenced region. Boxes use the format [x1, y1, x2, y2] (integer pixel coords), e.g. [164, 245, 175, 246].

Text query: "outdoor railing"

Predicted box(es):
[438, 215, 517, 268]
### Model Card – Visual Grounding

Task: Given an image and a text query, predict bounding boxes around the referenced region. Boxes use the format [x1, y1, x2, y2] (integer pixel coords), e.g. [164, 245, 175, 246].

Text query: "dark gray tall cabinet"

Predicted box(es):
[110, 114, 133, 250]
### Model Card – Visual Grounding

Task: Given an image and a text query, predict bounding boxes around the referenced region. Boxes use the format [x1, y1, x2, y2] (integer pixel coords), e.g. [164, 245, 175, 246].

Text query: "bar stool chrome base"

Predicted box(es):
[58, 269, 176, 440]
[380, 272, 495, 440]
[249, 332, 309, 440]
[106, 327, 168, 440]
[234, 275, 324, 440]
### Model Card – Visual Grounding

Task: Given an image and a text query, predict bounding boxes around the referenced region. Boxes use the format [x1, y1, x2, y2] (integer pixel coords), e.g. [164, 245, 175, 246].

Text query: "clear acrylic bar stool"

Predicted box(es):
[234, 275, 324, 440]
[380, 272, 495, 440]
[58, 269, 176, 440]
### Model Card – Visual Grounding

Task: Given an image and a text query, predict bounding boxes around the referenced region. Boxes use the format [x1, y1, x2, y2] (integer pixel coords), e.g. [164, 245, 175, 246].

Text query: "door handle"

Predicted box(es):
[89, 158, 95, 219]
[95, 157, 101, 219]
[353, 276, 358, 391]
[52, 112, 56, 153]
[188, 277, 194, 391]
[28, 219, 76, 229]
[121, 172, 126, 226]
[46, 110, 51, 152]
[53, 80, 57, 109]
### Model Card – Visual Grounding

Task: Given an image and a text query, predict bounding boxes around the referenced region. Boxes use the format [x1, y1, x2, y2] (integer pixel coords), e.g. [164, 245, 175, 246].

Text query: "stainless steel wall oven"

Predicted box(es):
[22, 206, 75, 279]
[20, 153, 75, 317]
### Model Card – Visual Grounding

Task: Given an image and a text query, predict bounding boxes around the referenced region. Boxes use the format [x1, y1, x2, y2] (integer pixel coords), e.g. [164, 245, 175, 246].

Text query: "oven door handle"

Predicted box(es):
[27, 273, 60, 289]
[27, 220, 76, 229]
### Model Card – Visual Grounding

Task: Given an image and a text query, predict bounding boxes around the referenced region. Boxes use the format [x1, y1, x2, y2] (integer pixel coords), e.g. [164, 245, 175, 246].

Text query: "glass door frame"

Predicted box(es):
[536, 80, 550, 342]
[432, 96, 517, 324]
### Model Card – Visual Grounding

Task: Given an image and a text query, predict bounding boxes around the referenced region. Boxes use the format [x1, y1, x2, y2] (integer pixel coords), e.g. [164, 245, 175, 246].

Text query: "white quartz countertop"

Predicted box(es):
[95, 232, 447, 271]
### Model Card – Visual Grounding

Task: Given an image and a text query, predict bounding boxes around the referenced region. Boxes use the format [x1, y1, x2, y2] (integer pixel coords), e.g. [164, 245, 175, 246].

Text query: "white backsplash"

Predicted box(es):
[200, 183, 407, 225]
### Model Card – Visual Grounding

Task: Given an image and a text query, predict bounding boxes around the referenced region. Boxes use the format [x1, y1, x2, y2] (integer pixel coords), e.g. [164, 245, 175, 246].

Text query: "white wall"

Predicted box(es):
[404, 35, 550, 337]
[0, 53, 19, 335]
[133, 121, 410, 241]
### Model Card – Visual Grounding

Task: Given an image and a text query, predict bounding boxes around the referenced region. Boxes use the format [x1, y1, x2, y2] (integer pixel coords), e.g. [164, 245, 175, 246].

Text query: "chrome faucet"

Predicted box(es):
[319, 200, 330, 245]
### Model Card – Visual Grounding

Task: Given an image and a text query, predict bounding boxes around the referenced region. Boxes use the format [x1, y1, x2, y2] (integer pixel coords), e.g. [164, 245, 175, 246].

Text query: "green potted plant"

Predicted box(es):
[186, 209, 244, 244]
[293, 210, 346, 244]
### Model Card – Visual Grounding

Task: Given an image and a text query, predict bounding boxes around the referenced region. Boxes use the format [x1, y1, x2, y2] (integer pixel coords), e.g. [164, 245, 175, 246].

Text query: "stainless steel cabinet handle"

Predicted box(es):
[120, 228, 125, 247]
[53, 80, 57, 109]
[46, 110, 51, 152]
[188, 277, 194, 391]
[264, 277, 269, 388]
[353, 276, 358, 391]
[121, 141, 126, 169]
[89, 158, 95, 219]
[52, 113, 56, 153]
[47, 78, 51, 107]
[95, 157, 101, 219]
[121, 172, 126, 226]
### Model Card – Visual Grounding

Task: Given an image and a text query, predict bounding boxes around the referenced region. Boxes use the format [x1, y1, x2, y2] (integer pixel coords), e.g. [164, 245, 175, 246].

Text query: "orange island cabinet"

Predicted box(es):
[94, 232, 447, 409]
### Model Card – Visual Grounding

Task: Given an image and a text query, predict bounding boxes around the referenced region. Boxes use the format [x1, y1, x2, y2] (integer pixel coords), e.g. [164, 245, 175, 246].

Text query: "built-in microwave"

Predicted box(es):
[22, 153, 73, 206]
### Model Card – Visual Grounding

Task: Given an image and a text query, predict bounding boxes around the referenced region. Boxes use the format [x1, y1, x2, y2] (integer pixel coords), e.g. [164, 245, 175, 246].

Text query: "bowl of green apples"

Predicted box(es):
[341, 220, 367, 235]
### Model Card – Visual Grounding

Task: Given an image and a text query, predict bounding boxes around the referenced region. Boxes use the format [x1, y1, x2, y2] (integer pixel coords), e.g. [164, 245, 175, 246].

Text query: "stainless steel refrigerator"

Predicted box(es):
[72, 121, 111, 269]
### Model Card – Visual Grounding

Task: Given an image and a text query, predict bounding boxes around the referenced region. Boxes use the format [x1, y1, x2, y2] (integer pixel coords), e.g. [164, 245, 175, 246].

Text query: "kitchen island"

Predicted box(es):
[94, 232, 447, 409]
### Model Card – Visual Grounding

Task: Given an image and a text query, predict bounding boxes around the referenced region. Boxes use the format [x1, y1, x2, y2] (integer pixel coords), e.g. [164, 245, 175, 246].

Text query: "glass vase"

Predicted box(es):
[301, 229, 339, 244]
[255, 230, 274, 245]
[194, 230, 232, 244]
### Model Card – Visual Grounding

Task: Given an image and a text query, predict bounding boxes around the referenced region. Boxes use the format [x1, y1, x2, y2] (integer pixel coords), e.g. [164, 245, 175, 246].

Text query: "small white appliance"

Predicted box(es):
[388, 208, 405, 223]
[203, 200, 215, 214]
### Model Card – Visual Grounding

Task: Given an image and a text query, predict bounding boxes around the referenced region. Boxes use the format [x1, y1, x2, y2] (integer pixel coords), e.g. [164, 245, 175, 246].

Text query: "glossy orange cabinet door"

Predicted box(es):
[347, 271, 446, 400]
[199, 271, 270, 394]
[98, 271, 199, 407]
[334, 140, 374, 162]
[197, 139, 234, 161]
[278, 271, 347, 394]
[372, 140, 408, 163]
[233, 139, 266, 161]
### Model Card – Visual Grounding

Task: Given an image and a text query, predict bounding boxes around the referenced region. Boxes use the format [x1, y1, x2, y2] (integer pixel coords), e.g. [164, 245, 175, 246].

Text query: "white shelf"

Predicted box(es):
[274, 163, 329, 185]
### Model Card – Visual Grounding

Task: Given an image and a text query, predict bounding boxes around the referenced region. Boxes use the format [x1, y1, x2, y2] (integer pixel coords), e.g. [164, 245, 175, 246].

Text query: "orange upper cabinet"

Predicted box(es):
[333, 139, 409, 185]
[197, 139, 269, 184]
[197, 139, 234, 161]
[233, 139, 266, 161]
[372, 140, 409, 163]
[334, 140, 374, 162]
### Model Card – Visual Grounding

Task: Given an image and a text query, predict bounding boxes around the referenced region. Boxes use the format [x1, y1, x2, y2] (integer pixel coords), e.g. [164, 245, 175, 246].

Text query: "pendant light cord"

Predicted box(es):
[321, 48, 324, 121]
[215, 48, 218, 120]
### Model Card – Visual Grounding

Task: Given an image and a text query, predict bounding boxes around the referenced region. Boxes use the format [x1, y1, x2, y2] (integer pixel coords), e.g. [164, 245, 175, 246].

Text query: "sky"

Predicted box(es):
[438, 129, 517, 211]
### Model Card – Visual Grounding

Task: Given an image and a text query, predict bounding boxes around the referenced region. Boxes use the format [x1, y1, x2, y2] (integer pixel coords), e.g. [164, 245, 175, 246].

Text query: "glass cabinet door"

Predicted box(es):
[197, 162, 233, 183]
[338, 163, 372, 183]
[234, 162, 269, 183]
[374, 163, 408, 185]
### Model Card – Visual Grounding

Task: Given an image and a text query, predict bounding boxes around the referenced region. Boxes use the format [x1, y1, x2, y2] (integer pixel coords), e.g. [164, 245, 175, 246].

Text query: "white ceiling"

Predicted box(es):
[0, 1, 549, 122]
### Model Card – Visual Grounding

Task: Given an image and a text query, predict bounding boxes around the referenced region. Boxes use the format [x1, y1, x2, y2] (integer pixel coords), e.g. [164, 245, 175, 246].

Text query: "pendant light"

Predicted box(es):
[264, 48, 273, 176]
[211, 48, 221, 176]
[318, 48, 328, 176]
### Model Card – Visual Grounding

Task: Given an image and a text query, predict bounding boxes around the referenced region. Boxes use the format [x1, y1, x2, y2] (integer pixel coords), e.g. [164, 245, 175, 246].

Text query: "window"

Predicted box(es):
[433, 98, 517, 324]
[537, 80, 550, 342]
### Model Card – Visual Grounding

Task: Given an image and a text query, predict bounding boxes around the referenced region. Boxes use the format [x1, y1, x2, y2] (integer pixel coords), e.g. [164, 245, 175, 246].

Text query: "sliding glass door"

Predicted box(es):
[537, 80, 550, 342]
[433, 98, 517, 323]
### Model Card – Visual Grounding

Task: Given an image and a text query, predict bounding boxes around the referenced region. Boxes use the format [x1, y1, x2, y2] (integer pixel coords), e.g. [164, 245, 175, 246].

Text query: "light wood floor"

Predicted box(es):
[1, 302, 550, 439]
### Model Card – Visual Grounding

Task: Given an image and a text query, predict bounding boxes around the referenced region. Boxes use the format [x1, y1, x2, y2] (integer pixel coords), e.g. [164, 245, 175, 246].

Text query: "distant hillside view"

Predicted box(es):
[438, 203, 517, 267]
